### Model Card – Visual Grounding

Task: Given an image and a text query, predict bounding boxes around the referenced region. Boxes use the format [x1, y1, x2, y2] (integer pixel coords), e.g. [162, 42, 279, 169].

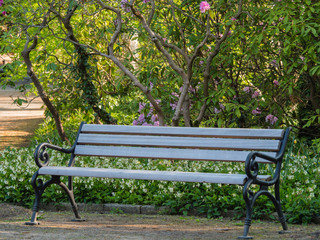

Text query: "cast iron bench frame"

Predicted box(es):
[26, 122, 291, 239]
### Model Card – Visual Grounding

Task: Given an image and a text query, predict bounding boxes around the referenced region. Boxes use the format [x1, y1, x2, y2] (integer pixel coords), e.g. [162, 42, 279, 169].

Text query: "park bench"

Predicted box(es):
[26, 122, 291, 239]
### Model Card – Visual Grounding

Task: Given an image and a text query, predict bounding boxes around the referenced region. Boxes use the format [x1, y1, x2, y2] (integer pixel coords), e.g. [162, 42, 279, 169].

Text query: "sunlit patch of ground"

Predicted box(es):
[0, 89, 44, 150]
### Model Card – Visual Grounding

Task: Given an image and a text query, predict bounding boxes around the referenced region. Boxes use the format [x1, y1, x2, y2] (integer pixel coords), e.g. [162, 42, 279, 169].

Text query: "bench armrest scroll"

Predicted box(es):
[245, 152, 280, 185]
[34, 142, 74, 168]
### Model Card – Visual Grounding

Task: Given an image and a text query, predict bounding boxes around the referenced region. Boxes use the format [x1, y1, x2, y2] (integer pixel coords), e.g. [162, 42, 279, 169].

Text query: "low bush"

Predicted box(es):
[0, 137, 319, 223]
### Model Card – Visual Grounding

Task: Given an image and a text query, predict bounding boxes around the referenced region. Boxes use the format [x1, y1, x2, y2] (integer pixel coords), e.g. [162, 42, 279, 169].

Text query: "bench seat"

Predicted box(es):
[38, 166, 272, 185]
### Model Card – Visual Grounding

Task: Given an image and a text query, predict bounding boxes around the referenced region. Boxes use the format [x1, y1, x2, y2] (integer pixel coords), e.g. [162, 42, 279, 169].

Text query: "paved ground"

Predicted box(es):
[0, 87, 44, 149]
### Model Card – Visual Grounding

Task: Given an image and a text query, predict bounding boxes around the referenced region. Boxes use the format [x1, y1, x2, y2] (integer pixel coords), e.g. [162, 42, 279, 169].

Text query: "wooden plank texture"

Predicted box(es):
[38, 166, 271, 185]
[74, 145, 275, 163]
[77, 134, 281, 151]
[81, 124, 284, 139]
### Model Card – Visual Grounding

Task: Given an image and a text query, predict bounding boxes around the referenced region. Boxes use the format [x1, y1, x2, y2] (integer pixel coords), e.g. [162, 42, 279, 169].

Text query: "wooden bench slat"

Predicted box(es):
[74, 145, 275, 163]
[77, 134, 281, 151]
[81, 124, 284, 139]
[38, 166, 271, 185]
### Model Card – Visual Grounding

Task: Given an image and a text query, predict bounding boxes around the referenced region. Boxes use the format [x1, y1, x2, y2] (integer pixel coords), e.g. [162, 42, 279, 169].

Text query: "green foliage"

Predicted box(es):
[1, 0, 319, 138]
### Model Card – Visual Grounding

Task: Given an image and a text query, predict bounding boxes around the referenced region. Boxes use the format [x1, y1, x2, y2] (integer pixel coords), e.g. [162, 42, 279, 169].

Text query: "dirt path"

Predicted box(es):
[0, 88, 44, 149]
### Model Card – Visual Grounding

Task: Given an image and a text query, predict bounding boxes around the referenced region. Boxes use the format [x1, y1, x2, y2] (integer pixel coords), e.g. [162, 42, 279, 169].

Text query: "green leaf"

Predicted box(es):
[46, 63, 57, 71]
[235, 108, 241, 118]
[311, 27, 318, 37]
[209, 10, 214, 19]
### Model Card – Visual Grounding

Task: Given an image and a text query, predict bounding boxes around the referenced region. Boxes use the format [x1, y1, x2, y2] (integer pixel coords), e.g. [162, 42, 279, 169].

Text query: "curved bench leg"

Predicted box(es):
[238, 179, 289, 239]
[58, 176, 84, 222]
[26, 174, 84, 225]
[255, 181, 289, 234]
[238, 179, 254, 239]
[25, 172, 56, 225]
[274, 180, 289, 233]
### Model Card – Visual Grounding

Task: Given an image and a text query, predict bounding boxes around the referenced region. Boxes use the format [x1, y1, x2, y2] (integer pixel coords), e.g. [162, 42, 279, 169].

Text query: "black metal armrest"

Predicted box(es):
[34, 142, 74, 168]
[245, 151, 281, 186]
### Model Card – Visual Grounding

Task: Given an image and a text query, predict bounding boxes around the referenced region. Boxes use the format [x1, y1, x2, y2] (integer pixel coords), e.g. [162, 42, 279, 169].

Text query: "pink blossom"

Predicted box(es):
[153, 121, 160, 126]
[252, 91, 260, 98]
[189, 86, 196, 94]
[143, 0, 150, 3]
[200, 1, 210, 13]
[151, 114, 158, 123]
[114, 18, 124, 25]
[270, 60, 277, 67]
[179, 86, 196, 93]
[121, 0, 131, 12]
[138, 113, 145, 123]
[273, 80, 279, 86]
[252, 108, 261, 115]
[170, 103, 177, 110]
[1, 11, 6, 16]
[147, 107, 153, 117]
[219, 103, 225, 110]
[243, 87, 251, 93]
[214, 108, 221, 114]
[199, 60, 204, 65]
[142, 122, 152, 126]
[231, 17, 236, 21]
[133, 120, 138, 125]
[0, 0, 3, 7]
[171, 92, 179, 98]
[272, 116, 278, 124]
[138, 102, 146, 112]
[300, 56, 305, 61]
[266, 114, 278, 125]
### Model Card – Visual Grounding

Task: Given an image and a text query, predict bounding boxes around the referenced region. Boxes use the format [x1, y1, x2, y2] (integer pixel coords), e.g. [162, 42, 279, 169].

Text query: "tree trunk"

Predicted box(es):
[21, 37, 70, 144]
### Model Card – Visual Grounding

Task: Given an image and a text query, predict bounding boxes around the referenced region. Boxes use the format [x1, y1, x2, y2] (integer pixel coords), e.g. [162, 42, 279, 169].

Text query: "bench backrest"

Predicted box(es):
[73, 123, 288, 164]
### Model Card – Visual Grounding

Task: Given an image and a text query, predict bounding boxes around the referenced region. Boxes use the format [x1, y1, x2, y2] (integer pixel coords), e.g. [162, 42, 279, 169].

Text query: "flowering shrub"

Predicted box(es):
[252, 108, 261, 115]
[132, 101, 160, 126]
[200, 1, 210, 13]
[0, 0, 6, 16]
[265, 114, 278, 125]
